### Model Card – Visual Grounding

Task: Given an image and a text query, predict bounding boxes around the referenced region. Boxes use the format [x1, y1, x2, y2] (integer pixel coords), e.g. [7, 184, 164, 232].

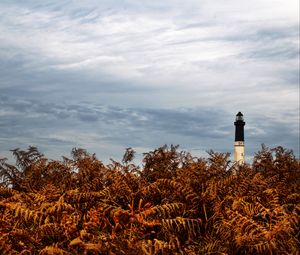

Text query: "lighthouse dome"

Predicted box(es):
[236, 112, 244, 121]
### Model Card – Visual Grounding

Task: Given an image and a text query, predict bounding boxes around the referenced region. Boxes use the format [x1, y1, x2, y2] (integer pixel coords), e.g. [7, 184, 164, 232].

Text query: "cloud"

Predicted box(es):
[0, 0, 298, 162]
[0, 95, 298, 163]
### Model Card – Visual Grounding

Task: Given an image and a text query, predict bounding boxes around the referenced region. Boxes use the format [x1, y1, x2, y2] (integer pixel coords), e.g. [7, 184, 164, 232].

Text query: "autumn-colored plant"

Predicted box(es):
[0, 144, 299, 254]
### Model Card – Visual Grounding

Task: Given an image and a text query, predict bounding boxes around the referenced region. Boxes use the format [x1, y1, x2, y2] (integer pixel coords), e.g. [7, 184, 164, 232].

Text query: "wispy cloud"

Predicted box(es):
[0, 95, 298, 162]
[0, 0, 299, 161]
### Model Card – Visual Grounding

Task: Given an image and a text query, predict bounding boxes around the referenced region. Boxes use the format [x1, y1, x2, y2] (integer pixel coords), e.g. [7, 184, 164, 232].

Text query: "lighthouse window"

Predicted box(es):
[236, 115, 244, 121]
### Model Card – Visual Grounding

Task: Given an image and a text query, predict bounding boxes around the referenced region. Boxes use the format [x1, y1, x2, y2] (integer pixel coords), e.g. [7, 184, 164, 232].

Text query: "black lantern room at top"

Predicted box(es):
[234, 112, 245, 142]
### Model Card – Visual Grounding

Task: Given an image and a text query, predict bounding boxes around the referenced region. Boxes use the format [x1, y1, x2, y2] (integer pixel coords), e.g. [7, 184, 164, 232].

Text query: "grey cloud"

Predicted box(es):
[134, 108, 230, 138]
[223, 25, 299, 43]
[254, 26, 299, 41]
[1, 95, 298, 162]
[77, 110, 99, 122]
[0, 0, 298, 162]
[279, 69, 299, 86]
[0, 95, 231, 150]
[244, 43, 299, 61]
[0, 53, 152, 105]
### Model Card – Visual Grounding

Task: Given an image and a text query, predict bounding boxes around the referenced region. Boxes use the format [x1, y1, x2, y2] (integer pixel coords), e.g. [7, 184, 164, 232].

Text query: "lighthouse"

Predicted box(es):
[234, 112, 245, 164]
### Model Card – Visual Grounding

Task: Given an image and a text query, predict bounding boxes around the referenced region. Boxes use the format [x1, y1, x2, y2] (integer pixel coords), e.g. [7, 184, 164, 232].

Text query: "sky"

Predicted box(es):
[0, 0, 299, 164]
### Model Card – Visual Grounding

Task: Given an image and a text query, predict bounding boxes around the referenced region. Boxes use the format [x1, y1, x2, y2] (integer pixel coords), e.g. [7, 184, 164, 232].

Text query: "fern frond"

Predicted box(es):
[0, 186, 16, 198]
[47, 196, 74, 216]
[263, 188, 280, 208]
[83, 242, 103, 253]
[65, 188, 109, 204]
[162, 217, 202, 238]
[0, 237, 12, 255]
[6, 228, 39, 253]
[37, 223, 62, 242]
[142, 179, 199, 209]
[5, 203, 44, 226]
[39, 244, 69, 255]
[69, 237, 83, 248]
[141, 202, 185, 219]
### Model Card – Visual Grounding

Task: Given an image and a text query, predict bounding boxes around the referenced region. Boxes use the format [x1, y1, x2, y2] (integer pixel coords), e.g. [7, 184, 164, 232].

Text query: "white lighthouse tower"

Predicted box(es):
[234, 112, 245, 164]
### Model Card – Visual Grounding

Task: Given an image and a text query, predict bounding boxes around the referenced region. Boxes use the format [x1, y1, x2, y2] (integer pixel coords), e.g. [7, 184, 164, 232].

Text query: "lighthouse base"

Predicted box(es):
[234, 141, 245, 165]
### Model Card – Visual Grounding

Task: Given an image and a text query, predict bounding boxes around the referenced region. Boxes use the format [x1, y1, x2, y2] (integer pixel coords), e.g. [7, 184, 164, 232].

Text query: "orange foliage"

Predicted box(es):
[0, 145, 299, 254]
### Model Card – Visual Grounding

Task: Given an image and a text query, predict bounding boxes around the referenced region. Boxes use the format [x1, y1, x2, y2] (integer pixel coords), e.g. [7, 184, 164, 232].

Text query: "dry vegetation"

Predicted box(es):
[0, 144, 299, 254]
